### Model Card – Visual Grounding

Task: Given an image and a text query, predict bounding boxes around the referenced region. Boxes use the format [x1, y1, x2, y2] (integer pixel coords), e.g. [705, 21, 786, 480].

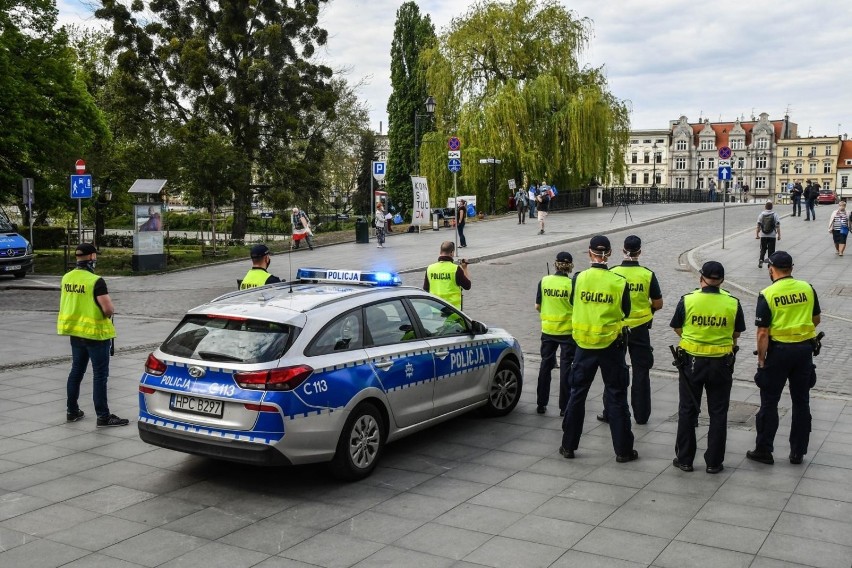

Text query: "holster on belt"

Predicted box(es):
[669, 345, 686, 369]
[811, 331, 825, 357]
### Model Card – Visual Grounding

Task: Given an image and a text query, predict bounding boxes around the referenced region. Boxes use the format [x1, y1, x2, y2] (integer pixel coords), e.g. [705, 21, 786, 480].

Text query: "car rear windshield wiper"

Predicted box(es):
[197, 351, 244, 362]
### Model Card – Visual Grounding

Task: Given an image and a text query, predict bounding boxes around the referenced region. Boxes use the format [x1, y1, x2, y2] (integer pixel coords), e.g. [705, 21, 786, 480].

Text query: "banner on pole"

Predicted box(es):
[410, 176, 431, 226]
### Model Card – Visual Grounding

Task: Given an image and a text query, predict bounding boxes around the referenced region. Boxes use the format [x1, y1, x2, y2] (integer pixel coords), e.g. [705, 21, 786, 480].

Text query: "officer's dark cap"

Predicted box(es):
[623, 235, 641, 252]
[589, 235, 611, 253]
[75, 243, 97, 256]
[767, 251, 793, 269]
[556, 251, 572, 263]
[250, 244, 270, 259]
[700, 261, 725, 280]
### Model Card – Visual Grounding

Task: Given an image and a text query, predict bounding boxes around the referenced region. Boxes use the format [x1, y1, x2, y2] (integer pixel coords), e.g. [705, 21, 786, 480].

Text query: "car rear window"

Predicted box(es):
[160, 315, 293, 364]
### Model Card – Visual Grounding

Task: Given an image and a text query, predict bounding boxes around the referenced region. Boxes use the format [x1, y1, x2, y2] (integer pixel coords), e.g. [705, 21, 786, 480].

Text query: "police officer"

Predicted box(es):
[559, 235, 637, 462]
[535, 251, 575, 416]
[670, 261, 745, 473]
[239, 244, 281, 289]
[598, 235, 663, 425]
[748, 251, 821, 465]
[424, 241, 471, 309]
[57, 243, 129, 427]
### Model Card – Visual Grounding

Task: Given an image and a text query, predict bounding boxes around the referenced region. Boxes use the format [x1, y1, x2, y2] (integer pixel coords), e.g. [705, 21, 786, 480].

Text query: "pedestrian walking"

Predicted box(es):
[535, 251, 575, 416]
[791, 180, 803, 216]
[424, 240, 471, 310]
[747, 251, 821, 466]
[374, 202, 387, 248]
[559, 235, 637, 462]
[756, 201, 781, 268]
[456, 199, 468, 248]
[827, 201, 850, 256]
[536, 184, 552, 235]
[804, 181, 817, 220]
[57, 243, 129, 427]
[670, 261, 745, 474]
[708, 180, 717, 202]
[239, 244, 281, 289]
[514, 186, 528, 224]
[528, 183, 538, 219]
[598, 235, 663, 425]
[291, 207, 314, 250]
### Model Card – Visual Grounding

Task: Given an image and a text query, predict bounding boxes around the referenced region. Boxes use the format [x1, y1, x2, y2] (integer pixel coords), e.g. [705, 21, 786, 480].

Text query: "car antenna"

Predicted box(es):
[287, 238, 294, 293]
[546, 262, 550, 275]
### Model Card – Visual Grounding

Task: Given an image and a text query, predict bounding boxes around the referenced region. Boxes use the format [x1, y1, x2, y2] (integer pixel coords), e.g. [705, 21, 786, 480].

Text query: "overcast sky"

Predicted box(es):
[59, 0, 852, 138]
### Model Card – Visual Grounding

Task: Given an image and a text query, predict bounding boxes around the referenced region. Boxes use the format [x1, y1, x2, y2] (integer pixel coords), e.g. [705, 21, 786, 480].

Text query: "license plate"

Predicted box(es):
[169, 394, 224, 418]
[4, 265, 21, 271]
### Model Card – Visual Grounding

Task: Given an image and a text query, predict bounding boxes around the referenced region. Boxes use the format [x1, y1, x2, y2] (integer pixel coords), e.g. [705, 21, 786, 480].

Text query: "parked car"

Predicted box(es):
[817, 189, 838, 205]
[0, 213, 33, 278]
[137, 267, 524, 480]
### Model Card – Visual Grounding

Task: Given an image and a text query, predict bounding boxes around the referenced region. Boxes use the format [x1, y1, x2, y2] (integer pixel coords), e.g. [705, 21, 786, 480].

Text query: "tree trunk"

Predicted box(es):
[231, 187, 248, 240]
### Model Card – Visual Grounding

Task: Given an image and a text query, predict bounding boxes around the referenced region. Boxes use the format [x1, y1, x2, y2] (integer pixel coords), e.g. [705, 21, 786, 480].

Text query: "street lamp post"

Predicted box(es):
[651, 142, 658, 188]
[414, 95, 437, 175]
[93, 181, 112, 250]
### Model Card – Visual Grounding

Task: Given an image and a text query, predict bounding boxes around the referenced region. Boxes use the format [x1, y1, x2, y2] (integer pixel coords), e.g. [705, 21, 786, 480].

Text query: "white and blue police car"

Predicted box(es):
[0, 214, 33, 278]
[138, 267, 523, 480]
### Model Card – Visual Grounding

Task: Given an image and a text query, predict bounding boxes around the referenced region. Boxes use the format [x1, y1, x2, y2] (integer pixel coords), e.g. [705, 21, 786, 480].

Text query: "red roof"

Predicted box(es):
[838, 139, 852, 166]
[689, 120, 787, 147]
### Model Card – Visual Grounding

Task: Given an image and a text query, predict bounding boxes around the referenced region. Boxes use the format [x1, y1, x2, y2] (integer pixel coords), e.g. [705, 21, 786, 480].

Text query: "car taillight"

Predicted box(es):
[234, 365, 313, 391]
[244, 403, 279, 412]
[145, 353, 167, 376]
[139, 386, 155, 394]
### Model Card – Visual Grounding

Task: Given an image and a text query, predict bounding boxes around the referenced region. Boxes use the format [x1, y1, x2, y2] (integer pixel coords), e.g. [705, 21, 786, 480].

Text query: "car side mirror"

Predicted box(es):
[471, 320, 488, 335]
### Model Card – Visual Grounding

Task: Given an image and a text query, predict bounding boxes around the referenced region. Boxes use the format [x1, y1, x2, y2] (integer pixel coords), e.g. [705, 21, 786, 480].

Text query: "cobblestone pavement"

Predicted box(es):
[0, 202, 850, 567]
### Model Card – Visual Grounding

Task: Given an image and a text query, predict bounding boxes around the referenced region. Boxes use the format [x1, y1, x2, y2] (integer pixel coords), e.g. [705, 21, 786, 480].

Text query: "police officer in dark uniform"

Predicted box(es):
[535, 251, 575, 416]
[239, 244, 282, 289]
[670, 261, 745, 473]
[559, 235, 637, 462]
[747, 251, 821, 465]
[598, 235, 663, 425]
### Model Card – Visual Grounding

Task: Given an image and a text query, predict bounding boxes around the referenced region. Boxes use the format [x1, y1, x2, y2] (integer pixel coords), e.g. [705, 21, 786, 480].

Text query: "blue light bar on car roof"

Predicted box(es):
[296, 267, 402, 286]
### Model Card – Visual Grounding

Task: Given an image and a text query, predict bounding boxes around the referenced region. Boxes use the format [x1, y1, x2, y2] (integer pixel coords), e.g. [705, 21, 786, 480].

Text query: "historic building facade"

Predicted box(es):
[775, 135, 842, 195]
[837, 137, 852, 200]
[624, 129, 670, 187]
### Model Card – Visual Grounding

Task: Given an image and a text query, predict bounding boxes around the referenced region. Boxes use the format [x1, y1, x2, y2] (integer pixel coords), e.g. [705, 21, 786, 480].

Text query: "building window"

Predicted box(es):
[755, 177, 767, 189]
[737, 157, 745, 169]
[782, 147, 789, 157]
[643, 172, 649, 184]
[631, 173, 637, 184]
[841, 175, 848, 188]
[676, 139, 687, 151]
[756, 138, 769, 150]
[675, 177, 685, 189]
[794, 163, 803, 174]
[675, 157, 687, 170]
[810, 146, 817, 157]
[656, 139, 665, 144]
[655, 172, 661, 185]
[630, 139, 638, 144]
[700, 139, 714, 150]
[824, 181, 831, 191]
[655, 153, 662, 164]
[631, 152, 637, 164]
[809, 163, 817, 174]
[781, 163, 789, 174]
[708, 158, 715, 169]
[698, 177, 704, 189]
[796, 147, 803, 157]
[825, 146, 832, 156]
[698, 157, 705, 170]
[756, 156, 767, 168]
[824, 162, 832, 174]
[644, 152, 650, 164]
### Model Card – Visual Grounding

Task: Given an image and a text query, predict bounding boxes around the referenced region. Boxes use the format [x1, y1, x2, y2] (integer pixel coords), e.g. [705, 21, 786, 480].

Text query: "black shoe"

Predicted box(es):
[67, 409, 85, 422]
[616, 450, 639, 463]
[705, 464, 724, 474]
[558, 446, 574, 459]
[536, 405, 546, 414]
[758, 259, 763, 268]
[97, 414, 130, 427]
[746, 449, 774, 464]
[559, 409, 565, 417]
[672, 458, 694, 472]
[596, 413, 609, 423]
[789, 453, 803, 465]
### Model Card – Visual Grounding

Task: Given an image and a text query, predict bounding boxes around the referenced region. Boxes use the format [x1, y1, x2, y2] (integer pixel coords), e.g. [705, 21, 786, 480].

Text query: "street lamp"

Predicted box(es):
[93, 180, 112, 250]
[651, 143, 658, 188]
[414, 95, 436, 175]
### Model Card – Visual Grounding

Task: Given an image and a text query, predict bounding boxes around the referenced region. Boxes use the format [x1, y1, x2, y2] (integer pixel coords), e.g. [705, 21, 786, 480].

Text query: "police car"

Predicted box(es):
[0, 214, 33, 278]
[138, 267, 523, 480]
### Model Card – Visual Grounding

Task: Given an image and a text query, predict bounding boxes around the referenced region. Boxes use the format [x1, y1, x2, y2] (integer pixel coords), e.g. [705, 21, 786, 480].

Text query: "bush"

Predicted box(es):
[29, 226, 68, 249]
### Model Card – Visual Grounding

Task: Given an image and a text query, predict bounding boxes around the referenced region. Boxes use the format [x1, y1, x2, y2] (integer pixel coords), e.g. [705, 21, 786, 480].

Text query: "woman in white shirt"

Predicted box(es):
[827, 200, 850, 256]
[374, 202, 387, 248]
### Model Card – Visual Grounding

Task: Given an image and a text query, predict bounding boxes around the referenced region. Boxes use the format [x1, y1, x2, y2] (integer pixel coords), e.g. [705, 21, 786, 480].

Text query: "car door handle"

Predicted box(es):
[374, 361, 393, 370]
[434, 350, 449, 359]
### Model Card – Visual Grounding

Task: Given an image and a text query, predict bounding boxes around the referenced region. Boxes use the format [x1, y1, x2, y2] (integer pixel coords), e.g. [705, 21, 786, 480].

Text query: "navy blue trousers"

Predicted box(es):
[755, 342, 814, 455]
[536, 335, 575, 410]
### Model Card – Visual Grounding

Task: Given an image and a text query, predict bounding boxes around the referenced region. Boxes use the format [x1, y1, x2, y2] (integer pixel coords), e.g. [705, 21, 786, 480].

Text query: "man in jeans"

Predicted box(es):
[57, 243, 129, 427]
[756, 201, 781, 268]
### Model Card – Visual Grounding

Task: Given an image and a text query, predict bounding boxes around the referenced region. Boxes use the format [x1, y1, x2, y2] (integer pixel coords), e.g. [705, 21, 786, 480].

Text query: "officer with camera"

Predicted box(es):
[748, 251, 821, 466]
[424, 240, 471, 310]
[535, 251, 575, 416]
[559, 235, 637, 462]
[670, 261, 745, 474]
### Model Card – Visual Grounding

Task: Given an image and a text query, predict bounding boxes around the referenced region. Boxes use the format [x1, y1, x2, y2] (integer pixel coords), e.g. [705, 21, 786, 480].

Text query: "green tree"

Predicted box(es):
[355, 130, 377, 215]
[0, 0, 108, 222]
[421, 0, 630, 211]
[386, 2, 436, 212]
[95, 0, 337, 239]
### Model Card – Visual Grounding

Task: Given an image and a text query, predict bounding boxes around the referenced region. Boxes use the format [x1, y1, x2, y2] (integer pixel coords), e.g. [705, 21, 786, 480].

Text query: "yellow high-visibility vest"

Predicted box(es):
[57, 269, 115, 340]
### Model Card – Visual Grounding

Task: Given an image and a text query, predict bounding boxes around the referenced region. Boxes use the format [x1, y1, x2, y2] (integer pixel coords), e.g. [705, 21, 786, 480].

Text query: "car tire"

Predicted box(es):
[13, 271, 25, 279]
[329, 402, 384, 481]
[481, 359, 522, 417]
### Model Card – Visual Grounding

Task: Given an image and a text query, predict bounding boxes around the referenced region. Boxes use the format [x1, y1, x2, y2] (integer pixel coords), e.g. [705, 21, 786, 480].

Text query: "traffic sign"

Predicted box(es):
[718, 146, 732, 159]
[448, 137, 461, 151]
[717, 166, 732, 181]
[718, 159, 731, 168]
[260, 212, 274, 219]
[75, 159, 86, 174]
[447, 151, 461, 159]
[372, 161, 386, 182]
[70, 174, 93, 198]
[448, 158, 461, 173]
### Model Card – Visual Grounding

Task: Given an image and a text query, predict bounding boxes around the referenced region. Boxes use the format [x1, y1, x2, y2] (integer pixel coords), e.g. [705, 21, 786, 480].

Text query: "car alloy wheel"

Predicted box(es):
[329, 402, 384, 480]
[483, 360, 522, 417]
[349, 413, 380, 469]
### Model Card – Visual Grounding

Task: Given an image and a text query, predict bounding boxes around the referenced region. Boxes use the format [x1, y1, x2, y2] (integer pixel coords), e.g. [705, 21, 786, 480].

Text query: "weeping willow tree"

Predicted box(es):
[420, 0, 630, 210]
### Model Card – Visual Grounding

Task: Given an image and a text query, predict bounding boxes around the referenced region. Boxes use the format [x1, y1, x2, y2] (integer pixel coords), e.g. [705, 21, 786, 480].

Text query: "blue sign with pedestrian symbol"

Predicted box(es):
[70, 174, 93, 198]
[448, 158, 461, 173]
[717, 166, 732, 181]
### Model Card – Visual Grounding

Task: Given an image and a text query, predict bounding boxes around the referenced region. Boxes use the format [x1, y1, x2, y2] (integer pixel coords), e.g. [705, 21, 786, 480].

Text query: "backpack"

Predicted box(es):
[760, 212, 776, 234]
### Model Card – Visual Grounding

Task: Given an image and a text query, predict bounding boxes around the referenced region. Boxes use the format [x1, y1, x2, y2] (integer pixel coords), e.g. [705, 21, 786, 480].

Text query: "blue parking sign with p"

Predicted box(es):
[70, 175, 93, 198]
[373, 162, 385, 175]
